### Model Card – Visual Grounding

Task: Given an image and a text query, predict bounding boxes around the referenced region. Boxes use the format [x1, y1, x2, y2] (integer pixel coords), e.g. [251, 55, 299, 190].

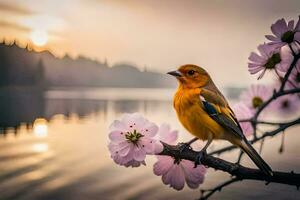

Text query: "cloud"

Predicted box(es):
[0, 2, 35, 15]
[0, 20, 31, 32]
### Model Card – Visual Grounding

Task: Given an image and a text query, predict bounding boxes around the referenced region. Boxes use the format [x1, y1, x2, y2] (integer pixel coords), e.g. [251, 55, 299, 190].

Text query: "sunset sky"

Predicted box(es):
[0, 0, 299, 86]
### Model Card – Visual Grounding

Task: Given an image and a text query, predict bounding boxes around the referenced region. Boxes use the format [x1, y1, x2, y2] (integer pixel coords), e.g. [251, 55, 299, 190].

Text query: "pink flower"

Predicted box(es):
[153, 156, 206, 190]
[232, 103, 253, 137]
[278, 58, 300, 89]
[265, 17, 300, 49]
[154, 123, 178, 153]
[153, 124, 206, 190]
[273, 95, 300, 116]
[248, 44, 293, 79]
[157, 123, 178, 144]
[108, 113, 158, 167]
[287, 61, 300, 89]
[277, 45, 298, 72]
[240, 84, 273, 114]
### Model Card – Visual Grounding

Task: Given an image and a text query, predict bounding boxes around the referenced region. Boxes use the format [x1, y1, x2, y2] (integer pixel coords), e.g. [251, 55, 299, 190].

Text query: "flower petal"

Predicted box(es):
[133, 146, 146, 161]
[109, 120, 127, 131]
[271, 18, 288, 37]
[139, 137, 156, 154]
[181, 160, 206, 189]
[121, 113, 147, 131]
[248, 52, 265, 63]
[287, 20, 294, 30]
[232, 103, 254, 137]
[295, 16, 300, 31]
[265, 35, 280, 41]
[109, 130, 126, 142]
[153, 156, 174, 176]
[141, 122, 159, 137]
[154, 141, 164, 154]
[169, 165, 185, 190]
[157, 123, 178, 144]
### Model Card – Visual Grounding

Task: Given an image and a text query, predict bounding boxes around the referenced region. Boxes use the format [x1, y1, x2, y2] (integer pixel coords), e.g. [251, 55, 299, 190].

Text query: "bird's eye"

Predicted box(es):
[187, 70, 195, 76]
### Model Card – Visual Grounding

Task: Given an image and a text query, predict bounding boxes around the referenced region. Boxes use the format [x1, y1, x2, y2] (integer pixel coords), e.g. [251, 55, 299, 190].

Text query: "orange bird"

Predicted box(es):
[168, 64, 273, 176]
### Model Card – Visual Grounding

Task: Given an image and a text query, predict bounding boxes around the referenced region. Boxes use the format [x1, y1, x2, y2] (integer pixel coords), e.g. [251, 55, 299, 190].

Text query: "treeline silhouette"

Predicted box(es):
[0, 41, 175, 88]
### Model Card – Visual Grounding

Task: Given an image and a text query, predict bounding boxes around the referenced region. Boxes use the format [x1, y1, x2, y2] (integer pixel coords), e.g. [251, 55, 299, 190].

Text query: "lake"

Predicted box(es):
[0, 88, 299, 200]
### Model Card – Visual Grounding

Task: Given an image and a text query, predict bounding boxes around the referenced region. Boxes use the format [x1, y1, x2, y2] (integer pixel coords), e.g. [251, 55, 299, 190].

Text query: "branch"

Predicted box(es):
[159, 142, 300, 187]
[239, 119, 289, 126]
[209, 117, 300, 155]
[199, 178, 241, 200]
[279, 50, 300, 92]
[252, 51, 300, 121]
[253, 88, 300, 120]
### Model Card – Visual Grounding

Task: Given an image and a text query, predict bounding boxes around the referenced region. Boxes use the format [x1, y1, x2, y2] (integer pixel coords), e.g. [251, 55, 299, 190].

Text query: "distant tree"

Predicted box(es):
[104, 57, 108, 66]
[0, 44, 9, 86]
[35, 59, 47, 88]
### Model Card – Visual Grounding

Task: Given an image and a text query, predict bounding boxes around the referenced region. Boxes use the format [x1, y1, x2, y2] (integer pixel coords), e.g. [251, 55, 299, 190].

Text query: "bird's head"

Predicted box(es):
[167, 64, 210, 88]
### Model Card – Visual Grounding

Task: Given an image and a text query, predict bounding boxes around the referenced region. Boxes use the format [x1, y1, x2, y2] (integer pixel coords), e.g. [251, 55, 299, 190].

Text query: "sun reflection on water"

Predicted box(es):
[33, 118, 48, 137]
[32, 143, 49, 153]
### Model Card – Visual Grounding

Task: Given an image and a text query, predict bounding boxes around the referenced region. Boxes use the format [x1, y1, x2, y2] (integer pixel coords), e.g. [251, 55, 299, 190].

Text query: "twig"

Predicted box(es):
[199, 178, 241, 200]
[236, 150, 244, 164]
[239, 119, 290, 126]
[279, 131, 285, 153]
[259, 138, 264, 154]
[279, 52, 300, 92]
[253, 88, 300, 120]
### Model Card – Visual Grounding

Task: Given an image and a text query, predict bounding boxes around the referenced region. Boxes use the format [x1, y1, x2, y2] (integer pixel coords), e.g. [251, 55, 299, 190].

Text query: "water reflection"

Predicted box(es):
[32, 143, 49, 153]
[0, 88, 172, 135]
[33, 119, 48, 138]
[0, 88, 44, 134]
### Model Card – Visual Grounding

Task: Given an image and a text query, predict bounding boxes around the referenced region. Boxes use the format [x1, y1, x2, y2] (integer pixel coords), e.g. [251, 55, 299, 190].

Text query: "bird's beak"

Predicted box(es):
[167, 70, 182, 77]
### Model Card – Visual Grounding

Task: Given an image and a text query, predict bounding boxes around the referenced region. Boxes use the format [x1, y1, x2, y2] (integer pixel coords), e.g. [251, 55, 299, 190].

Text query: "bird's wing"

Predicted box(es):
[200, 90, 244, 139]
[200, 88, 227, 107]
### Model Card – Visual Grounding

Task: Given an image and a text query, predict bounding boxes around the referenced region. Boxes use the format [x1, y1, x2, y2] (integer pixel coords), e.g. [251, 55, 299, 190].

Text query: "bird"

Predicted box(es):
[167, 64, 273, 176]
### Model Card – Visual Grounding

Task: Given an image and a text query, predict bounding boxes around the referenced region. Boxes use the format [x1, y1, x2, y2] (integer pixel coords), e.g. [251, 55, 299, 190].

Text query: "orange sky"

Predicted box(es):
[0, 0, 299, 86]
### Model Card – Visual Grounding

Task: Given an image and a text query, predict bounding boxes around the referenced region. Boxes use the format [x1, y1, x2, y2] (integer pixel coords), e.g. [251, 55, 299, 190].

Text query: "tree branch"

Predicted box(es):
[209, 117, 300, 156]
[253, 88, 300, 120]
[159, 142, 300, 188]
[199, 178, 241, 200]
[239, 119, 290, 126]
[279, 49, 300, 92]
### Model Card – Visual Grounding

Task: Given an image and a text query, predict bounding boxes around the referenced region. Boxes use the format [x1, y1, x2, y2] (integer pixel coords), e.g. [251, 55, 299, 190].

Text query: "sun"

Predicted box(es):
[30, 29, 48, 46]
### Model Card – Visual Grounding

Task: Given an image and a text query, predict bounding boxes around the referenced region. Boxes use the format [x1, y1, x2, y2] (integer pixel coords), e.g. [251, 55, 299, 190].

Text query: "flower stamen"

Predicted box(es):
[252, 96, 263, 108]
[281, 100, 290, 109]
[125, 129, 144, 144]
[281, 31, 295, 43]
[264, 53, 281, 69]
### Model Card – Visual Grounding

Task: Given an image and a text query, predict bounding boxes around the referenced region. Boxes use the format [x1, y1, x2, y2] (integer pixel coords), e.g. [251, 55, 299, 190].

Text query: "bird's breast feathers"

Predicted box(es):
[173, 88, 225, 140]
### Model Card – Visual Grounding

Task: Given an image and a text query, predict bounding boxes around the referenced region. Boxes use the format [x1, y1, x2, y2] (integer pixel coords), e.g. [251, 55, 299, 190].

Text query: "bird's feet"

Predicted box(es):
[194, 150, 206, 168]
[178, 142, 192, 153]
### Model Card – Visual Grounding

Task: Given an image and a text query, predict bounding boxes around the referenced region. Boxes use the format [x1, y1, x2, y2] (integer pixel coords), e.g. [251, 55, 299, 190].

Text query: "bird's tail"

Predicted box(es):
[239, 139, 273, 176]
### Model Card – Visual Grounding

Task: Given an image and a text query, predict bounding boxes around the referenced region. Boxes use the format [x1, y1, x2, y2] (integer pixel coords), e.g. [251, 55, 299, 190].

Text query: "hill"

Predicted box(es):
[0, 42, 176, 88]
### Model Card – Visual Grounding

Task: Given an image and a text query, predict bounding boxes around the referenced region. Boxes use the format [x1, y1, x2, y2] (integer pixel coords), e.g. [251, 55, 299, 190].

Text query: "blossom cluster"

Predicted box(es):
[248, 17, 300, 79]
[108, 113, 206, 190]
[232, 16, 300, 136]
